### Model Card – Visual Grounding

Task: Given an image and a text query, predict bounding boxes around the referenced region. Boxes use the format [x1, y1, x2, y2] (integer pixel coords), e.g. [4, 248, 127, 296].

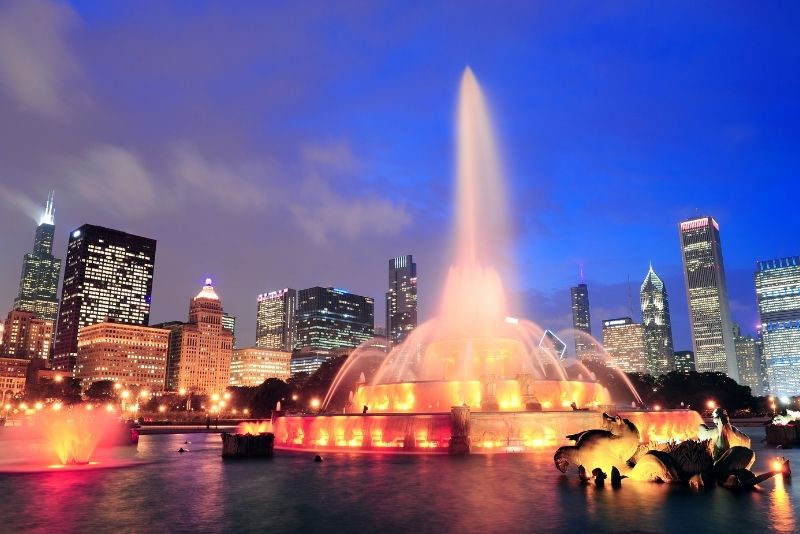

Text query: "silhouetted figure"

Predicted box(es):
[611, 467, 622, 488]
[314, 455, 323, 462]
[206, 415, 211, 429]
[592, 468, 607, 488]
[362, 405, 369, 414]
[570, 402, 578, 411]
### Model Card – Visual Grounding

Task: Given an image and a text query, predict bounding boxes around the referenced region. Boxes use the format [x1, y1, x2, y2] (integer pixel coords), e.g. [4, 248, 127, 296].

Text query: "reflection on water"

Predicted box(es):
[770, 475, 796, 534]
[0, 428, 797, 533]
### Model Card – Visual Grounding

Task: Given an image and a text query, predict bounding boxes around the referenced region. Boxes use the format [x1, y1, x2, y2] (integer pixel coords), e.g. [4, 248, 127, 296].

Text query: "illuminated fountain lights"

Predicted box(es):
[0, 404, 140, 473]
[271, 68, 702, 453]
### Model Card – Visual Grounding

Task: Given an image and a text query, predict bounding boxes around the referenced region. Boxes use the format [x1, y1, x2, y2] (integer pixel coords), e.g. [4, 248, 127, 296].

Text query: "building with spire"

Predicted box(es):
[640, 264, 675, 375]
[53, 224, 156, 372]
[679, 216, 738, 381]
[13, 192, 61, 322]
[165, 279, 233, 395]
[570, 282, 596, 362]
[386, 255, 417, 347]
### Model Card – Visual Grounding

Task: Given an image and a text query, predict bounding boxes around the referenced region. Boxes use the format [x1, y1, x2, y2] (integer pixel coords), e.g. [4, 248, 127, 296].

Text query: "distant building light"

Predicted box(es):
[72, 230, 81, 238]
[504, 316, 519, 325]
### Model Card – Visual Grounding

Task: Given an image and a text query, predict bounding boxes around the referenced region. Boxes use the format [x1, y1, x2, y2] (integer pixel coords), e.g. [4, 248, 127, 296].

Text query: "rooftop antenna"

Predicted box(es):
[579, 263, 585, 284]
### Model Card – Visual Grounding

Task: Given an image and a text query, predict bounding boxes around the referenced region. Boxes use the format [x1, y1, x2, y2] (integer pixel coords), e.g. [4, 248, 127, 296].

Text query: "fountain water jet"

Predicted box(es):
[272, 68, 701, 453]
[0, 407, 140, 472]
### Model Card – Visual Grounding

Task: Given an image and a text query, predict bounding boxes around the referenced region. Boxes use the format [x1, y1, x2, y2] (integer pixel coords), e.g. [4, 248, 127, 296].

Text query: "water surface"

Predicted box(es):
[1, 427, 797, 533]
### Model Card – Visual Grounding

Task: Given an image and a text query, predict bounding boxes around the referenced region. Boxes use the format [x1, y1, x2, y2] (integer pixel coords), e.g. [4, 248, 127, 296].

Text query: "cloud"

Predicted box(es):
[290, 181, 412, 242]
[170, 145, 268, 211]
[0, 0, 83, 118]
[0, 183, 43, 222]
[62, 145, 159, 218]
[289, 142, 412, 242]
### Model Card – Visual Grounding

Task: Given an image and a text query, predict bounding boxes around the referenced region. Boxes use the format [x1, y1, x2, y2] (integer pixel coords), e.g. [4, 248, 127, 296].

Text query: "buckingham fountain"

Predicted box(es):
[269, 68, 701, 454]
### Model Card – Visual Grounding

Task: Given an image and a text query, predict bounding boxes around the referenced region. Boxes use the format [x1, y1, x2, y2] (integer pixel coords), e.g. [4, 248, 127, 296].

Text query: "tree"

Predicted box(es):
[86, 380, 116, 401]
[249, 378, 290, 418]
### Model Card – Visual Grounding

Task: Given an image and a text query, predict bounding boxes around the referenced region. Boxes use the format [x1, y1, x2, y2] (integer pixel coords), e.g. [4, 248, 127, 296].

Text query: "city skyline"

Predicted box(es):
[1, 2, 799, 355]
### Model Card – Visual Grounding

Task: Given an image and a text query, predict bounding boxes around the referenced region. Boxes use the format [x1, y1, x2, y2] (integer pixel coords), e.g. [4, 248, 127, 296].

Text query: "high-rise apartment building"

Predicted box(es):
[732, 324, 762, 396]
[602, 317, 646, 373]
[755, 256, 800, 396]
[53, 225, 156, 372]
[14, 192, 61, 322]
[256, 288, 296, 351]
[0, 310, 53, 360]
[295, 287, 374, 351]
[570, 283, 596, 361]
[674, 350, 696, 374]
[229, 347, 292, 386]
[679, 216, 738, 380]
[74, 322, 169, 392]
[640, 265, 675, 375]
[165, 279, 233, 394]
[222, 313, 237, 348]
[386, 255, 417, 346]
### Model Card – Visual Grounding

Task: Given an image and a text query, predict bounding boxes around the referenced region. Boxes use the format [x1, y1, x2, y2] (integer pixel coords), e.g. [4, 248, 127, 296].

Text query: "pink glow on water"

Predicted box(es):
[0, 407, 137, 469]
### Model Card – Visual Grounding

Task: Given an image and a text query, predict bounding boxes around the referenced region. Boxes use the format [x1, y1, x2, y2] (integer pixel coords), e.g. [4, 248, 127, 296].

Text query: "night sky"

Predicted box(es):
[1, 1, 798, 351]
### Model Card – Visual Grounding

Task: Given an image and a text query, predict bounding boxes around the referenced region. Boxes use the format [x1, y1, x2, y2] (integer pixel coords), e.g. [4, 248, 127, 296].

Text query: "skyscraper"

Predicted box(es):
[296, 287, 374, 350]
[386, 255, 417, 346]
[755, 256, 800, 396]
[53, 225, 156, 372]
[256, 288, 296, 351]
[732, 324, 762, 396]
[165, 279, 233, 394]
[601, 317, 647, 373]
[679, 216, 738, 380]
[639, 265, 675, 375]
[570, 283, 595, 361]
[222, 313, 237, 348]
[14, 192, 61, 322]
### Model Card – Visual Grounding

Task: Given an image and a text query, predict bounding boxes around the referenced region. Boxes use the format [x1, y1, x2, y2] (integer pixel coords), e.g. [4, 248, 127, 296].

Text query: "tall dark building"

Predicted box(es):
[295, 287, 374, 351]
[256, 288, 297, 351]
[640, 265, 675, 375]
[386, 255, 417, 346]
[570, 283, 594, 360]
[52, 224, 156, 372]
[674, 350, 696, 374]
[14, 192, 61, 322]
[679, 216, 738, 380]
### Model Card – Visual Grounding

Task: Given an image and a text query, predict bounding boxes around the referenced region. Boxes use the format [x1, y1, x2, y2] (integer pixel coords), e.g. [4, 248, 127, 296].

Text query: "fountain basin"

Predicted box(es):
[271, 409, 702, 454]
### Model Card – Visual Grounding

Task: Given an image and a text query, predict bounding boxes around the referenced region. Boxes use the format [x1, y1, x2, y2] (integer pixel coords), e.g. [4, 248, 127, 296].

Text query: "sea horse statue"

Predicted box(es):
[697, 407, 750, 460]
[553, 413, 640, 475]
[556, 406, 788, 490]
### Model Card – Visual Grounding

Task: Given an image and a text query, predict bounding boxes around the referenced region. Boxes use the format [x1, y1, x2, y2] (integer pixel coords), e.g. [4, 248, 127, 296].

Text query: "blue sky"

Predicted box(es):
[0, 1, 798, 350]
